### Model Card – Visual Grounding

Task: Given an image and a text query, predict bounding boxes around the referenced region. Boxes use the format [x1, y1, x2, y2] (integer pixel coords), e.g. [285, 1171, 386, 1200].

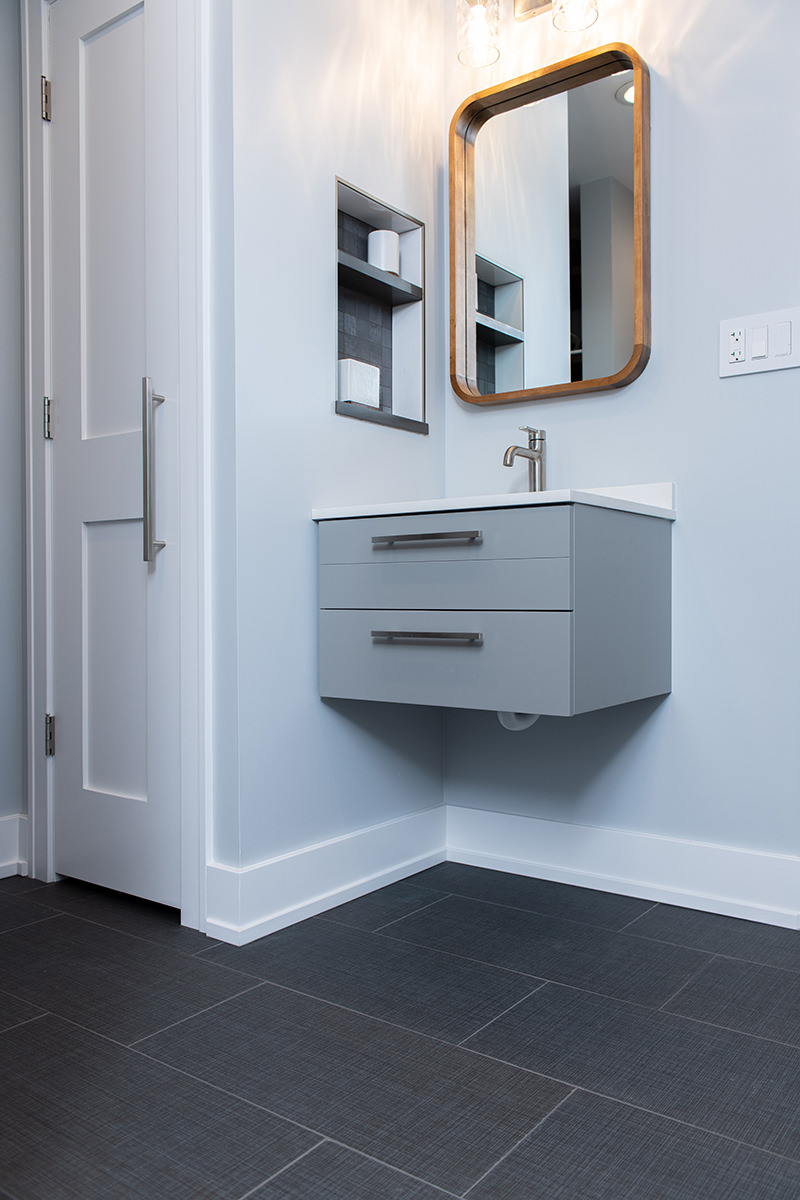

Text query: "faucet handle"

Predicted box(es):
[518, 426, 545, 442]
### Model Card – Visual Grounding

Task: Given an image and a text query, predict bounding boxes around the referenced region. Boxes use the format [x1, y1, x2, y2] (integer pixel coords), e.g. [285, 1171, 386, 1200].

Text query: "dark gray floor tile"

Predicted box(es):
[465, 983, 800, 1160]
[250, 1141, 455, 1199]
[469, 1090, 800, 1200]
[319, 880, 447, 931]
[0, 914, 261, 1044]
[0, 876, 50, 896]
[0, 893, 59, 935]
[139, 982, 569, 1194]
[665, 956, 800, 1046]
[0, 991, 44, 1032]
[409, 862, 654, 930]
[626, 903, 800, 971]
[385, 894, 710, 1007]
[25, 878, 219, 954]
[0, 1016, 318, 1200]
[204, 916, 541, 1042]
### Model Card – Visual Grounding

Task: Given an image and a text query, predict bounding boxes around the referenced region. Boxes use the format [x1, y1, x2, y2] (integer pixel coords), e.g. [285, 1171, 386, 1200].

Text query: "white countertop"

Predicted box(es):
[312, 482, 676, 522]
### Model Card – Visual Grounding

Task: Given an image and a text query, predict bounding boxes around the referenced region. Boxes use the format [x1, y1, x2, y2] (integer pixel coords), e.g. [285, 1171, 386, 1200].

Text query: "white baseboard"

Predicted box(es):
[205, 807, 446, 945]
[446, 806, 800, 930]
[0, 814, 29, 879]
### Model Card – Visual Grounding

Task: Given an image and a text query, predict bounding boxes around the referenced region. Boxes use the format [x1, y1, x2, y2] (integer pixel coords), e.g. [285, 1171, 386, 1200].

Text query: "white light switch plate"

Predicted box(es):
[719, 307, 800, 377]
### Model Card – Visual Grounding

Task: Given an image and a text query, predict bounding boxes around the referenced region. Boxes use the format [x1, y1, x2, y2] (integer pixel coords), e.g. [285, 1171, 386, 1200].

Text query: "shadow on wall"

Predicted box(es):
[444, 696, 668, 808]
[321, 698, 444, 791]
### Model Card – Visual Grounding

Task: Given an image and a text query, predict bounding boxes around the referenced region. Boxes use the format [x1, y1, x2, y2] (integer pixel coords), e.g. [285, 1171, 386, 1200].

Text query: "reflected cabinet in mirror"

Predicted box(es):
[450, 44, 650, 405]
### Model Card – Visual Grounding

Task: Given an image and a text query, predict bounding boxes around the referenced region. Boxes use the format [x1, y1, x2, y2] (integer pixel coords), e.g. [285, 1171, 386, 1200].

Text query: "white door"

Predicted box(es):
[49, 0, 182, 905]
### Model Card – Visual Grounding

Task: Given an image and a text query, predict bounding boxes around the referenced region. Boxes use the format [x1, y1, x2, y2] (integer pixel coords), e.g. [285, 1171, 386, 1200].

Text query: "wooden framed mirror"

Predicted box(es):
[449, 43, 650, 405]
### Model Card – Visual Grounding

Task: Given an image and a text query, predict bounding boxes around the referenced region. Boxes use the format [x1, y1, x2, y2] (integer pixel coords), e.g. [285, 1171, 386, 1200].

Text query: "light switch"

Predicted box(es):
[775, 321, 792, 357]
[720, 307, 800, 377]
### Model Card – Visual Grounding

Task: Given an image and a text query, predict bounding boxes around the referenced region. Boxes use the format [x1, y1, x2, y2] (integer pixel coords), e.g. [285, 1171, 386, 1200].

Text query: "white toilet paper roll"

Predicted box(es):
[497, 711, 540, 732]
[367, 230, 400, 276]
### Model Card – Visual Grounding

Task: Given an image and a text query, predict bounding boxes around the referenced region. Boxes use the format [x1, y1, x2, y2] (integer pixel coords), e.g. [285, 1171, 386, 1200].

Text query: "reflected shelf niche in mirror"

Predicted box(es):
[450, 43, 650, 405]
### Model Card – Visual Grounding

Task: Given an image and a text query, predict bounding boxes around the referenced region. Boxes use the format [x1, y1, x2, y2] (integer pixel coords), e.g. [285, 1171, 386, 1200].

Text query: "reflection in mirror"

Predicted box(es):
[450, 45, 649, 406]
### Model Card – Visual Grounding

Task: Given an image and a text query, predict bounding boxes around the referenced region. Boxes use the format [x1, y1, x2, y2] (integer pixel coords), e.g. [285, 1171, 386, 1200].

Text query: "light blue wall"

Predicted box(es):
[0, 0, 26, 822]
[214, 0, 448, 869]
[443, 0, 800, 860]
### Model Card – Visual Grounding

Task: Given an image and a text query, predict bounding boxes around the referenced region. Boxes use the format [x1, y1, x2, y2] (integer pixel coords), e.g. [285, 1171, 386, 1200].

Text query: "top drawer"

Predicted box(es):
[318, 505, 572, 565]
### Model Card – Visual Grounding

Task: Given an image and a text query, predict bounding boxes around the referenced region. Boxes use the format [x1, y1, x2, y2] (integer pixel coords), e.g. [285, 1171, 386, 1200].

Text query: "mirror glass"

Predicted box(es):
[450, 46, 650, 406]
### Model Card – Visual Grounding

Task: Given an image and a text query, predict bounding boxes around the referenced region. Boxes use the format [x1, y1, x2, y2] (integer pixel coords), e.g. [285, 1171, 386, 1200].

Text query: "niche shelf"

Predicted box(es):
[475, 255, 524, 396]
[336, 180, 427, 435]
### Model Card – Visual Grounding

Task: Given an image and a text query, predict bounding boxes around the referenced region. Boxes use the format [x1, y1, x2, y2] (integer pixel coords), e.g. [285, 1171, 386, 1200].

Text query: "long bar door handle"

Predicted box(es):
[371, 630, 483, 645]
[371, 530, 482, 548]
[142, 376, 166, 562]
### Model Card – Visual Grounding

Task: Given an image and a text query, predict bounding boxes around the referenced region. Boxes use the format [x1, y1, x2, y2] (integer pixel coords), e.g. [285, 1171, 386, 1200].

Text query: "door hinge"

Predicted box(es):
[41, 76, 51, 122]
[43, 395, 53, 439]
[45, 713, 55, 757]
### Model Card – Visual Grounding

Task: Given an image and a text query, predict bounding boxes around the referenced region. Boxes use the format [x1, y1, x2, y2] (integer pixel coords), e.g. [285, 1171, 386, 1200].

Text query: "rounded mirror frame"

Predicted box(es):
[449, 43, 650, 406]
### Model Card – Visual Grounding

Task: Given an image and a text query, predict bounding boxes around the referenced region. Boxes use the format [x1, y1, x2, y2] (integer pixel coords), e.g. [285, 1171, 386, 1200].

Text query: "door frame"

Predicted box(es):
[20, 0, 211, 929]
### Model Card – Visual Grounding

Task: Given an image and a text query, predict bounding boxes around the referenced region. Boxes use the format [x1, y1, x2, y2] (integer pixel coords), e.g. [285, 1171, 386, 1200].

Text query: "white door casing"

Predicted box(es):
[23, 0, 207, 919]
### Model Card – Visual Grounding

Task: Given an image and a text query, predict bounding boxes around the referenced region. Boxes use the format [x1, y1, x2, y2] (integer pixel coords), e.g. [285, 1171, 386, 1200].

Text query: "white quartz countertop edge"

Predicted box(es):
[312, 483, 676, 522]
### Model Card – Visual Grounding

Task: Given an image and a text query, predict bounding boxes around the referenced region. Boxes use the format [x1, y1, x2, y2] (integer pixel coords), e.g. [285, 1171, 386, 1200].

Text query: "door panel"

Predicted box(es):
[82, 5, 146, 439]
[49, 0, 181, 906]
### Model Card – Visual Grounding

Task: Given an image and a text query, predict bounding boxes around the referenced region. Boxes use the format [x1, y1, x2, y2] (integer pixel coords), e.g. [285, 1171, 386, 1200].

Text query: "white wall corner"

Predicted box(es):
[205, 806, 446, 945]
[446, 806, 800, 930]
[0, 814, 29, 879]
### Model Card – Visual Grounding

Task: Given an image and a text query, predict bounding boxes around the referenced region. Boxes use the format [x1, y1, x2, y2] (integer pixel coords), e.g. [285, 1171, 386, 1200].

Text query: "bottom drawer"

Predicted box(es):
[319, 609, 573, 715]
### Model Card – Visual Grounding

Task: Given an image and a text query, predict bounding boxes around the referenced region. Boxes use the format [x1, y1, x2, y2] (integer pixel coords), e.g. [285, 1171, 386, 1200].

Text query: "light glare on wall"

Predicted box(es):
[551, 0, 599, 31]
[457, 0, 500, 68]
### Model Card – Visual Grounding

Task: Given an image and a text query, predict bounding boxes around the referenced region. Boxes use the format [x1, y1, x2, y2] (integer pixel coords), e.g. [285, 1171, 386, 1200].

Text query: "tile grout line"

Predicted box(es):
[461, 1088, 579, 1197]
[455, 1037, 800, 1170]
[659, 954, 718, 1011]
[370, 894, 454, 933]
[125, 979, 270, 1047]
[323, 1137, 463, 1198]
[575, 1085, 800, 1169]
[382, 888, 654, 937]
[616, 900, 661, 932]
[233, 1140, 326, 1200]
[456, 983, 549, 1048]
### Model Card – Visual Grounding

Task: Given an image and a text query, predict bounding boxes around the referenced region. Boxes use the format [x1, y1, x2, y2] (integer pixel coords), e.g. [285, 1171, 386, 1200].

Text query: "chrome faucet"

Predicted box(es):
[503, 427, 546, 492]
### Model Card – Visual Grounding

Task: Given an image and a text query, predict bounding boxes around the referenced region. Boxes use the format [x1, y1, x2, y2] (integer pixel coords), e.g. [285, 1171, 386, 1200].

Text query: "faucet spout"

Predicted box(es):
[502, 427, 546, 492]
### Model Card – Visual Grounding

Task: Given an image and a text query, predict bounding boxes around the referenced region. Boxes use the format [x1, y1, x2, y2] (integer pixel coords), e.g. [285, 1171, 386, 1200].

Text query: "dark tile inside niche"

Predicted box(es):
[338, 285, 392, 409]
[337, 210, 373, 260]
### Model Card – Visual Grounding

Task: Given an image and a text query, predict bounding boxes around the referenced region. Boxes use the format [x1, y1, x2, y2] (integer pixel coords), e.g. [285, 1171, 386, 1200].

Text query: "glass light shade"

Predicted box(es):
[457, 0, 500, 68]
[551, 0, 599, 32]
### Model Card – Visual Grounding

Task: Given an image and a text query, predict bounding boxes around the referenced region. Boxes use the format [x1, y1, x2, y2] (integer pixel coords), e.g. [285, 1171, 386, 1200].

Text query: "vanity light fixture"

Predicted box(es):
[615, 81, 635, 105]
[514, 0, 600, 31]
[457, 0, 500, 67]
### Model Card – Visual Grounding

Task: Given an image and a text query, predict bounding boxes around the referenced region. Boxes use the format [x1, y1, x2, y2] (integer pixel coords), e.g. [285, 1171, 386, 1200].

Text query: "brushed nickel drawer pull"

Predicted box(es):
[371, 529, 482, 547]
[371, 630, 483, 645]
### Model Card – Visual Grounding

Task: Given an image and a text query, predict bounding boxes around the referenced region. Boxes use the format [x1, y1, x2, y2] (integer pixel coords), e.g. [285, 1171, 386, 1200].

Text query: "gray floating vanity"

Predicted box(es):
[313, 486, 675, 719]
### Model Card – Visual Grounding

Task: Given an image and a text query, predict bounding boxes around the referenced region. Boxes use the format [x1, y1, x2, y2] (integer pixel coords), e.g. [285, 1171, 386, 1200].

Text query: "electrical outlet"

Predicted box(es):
[729, 329, 745, 363]
[720, 308, 800, 377]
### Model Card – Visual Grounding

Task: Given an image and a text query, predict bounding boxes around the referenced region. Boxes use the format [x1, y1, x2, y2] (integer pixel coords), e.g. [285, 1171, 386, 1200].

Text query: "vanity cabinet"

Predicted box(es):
[316, 501, 671, 717]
